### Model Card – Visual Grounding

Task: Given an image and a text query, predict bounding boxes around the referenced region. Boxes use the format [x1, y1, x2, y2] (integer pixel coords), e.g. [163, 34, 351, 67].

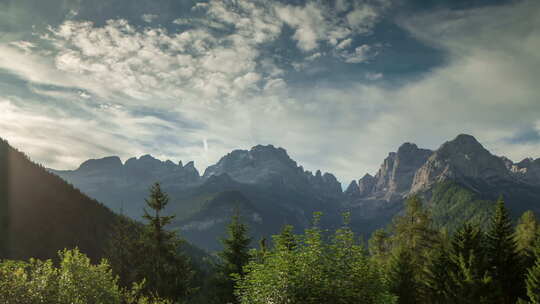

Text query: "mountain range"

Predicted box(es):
[50, 134, 540, 251]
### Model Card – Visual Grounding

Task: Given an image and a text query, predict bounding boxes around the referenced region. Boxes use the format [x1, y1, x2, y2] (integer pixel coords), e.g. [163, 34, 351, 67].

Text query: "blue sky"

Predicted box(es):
[0, 0, 539, 184]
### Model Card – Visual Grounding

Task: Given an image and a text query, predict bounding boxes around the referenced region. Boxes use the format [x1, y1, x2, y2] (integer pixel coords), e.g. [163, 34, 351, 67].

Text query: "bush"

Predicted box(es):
[0, 248, 169, 304]
[235, 214, 396, 304]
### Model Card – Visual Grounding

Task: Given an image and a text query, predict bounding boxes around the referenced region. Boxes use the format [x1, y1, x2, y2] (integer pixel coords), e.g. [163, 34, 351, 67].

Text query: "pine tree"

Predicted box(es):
[388, 247, 419, 304]
[369, 228, 391, 265]
[422, 242, 453, 304]
[104, 214, 141, 288]
[214, 212, 251, 304]
[485, 196, 524, 303]
[275, 224, 296, 251]
[392, 195, 437, 254]
[448, 223, 492, 304]
[138, 182, 194, 301]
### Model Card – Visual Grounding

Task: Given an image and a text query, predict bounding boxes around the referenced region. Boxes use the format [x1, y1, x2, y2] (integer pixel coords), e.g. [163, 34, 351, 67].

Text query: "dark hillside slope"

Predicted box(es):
[0, 138, 116, 261]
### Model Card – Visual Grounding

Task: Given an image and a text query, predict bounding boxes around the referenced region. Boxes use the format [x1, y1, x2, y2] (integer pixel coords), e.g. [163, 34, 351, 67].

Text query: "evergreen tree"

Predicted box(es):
[214, 212, 251, 304]
[388, 247, 419, 304]
[392, 195, 438, 255]
[275, 224, 296, 251]
[104, 215, 141, 288]
[516, 211, 539, 268]
[526, 239, 540, 303]
[138, 183, 194, 301]
[448, 223, 492, 304]
[422, 242, 453, 304]
[369, 228, 391, 265]
[485, 197, 524, 303]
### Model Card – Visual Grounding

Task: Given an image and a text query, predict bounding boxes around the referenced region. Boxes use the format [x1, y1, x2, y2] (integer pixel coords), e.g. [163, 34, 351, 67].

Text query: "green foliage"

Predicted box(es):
[137, 183, 195, 301]
[387, 247, 418, 304]
[368, 228, 391, 265]
[422, 242, 453, 304]
[391, 195, 438, 254]
[105, 215, 143, 288]
[448, 224, 492, 303]
[526, 239, 540, 303]
[0, 248, 122, 304]
[0, 248, 172, 304]
[429, 181, 494, 232]
[516, 210, 539, 268]
[485, 197, 525, 303]
[212, 212, 252, 304]
[236, 213, 396, 304]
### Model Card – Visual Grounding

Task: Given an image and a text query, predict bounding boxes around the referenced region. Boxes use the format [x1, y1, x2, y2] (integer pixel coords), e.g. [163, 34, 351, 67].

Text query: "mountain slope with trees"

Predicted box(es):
[0, 138, 117, 261]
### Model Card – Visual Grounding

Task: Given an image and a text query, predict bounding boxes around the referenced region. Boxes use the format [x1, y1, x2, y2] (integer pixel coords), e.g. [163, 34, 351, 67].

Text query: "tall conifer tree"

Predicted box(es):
[485, 197, 524, 303]
[139, 182, 194, 301]
[388, 247, 419, 304]
[214, 212, 251, 304]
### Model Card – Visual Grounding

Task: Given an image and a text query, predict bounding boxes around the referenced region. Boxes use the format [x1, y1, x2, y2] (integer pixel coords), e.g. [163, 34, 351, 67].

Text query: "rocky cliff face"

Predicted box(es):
[54, 154, 201, 186]
[410, 134, 512, 193]
[507, 158, 540, 186]
[48, 134, 540, 252]
[50, 155, 202, 218]
[203, 145, 342, 199]
[347, 143, 432, 203]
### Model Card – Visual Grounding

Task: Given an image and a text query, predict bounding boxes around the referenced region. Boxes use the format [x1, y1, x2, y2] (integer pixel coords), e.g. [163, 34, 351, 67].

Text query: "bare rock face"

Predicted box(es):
[354, 143, 433, 202]
[358, 174, 376, 196]
[508, 158, 540, 186]
[49, 155, 202, 218]
[410, 134, 512, 193]
[203, 144, 342, 198]
[345, 180, 360, 197]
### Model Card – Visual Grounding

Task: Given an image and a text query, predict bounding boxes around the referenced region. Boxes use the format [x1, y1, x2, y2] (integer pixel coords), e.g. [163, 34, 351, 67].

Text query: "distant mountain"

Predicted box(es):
[50, 154, 201, 218]
[346, 134, 540, 232]
[50, 135, 540, 251]
[51, 145, 344, 250]
[0, 138, 117, 261]
[203, 145, 342, 200]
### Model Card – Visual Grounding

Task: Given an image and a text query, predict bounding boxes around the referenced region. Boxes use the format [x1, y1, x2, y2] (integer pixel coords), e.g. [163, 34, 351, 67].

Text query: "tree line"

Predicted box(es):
[1, 182, 540, 303]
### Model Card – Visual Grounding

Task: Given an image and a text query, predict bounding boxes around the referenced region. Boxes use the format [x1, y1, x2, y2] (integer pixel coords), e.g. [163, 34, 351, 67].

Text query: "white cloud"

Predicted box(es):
[342, 44, 373, 63]
[141, 14, 158, 23]
[1, 0, 539, 186]
[365, 72, 383, 80]
[336, 38, 352, 50]
[275, 0, 384, 54]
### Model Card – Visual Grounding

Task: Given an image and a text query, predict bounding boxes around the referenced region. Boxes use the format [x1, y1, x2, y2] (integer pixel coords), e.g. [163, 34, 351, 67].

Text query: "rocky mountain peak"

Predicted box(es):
[203, 145, 342, 199]
[411, 134, 511, 193]
[345, 180, 360, 196]
[509, 157, 540, 185]
[358, 174, 376, 196]
[202, 145, 298, 182]
[437, 134, 488, 158]
[360, 142, 433, 201]
[77, 156, 122, 172]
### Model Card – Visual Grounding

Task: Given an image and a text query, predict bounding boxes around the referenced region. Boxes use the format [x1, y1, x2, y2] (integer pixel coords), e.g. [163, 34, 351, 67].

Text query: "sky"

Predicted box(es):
[0, 0, 539, 185]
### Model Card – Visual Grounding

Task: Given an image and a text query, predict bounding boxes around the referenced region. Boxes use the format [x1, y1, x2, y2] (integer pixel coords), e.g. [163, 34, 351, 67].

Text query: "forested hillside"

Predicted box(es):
[0, 138, 116, 260]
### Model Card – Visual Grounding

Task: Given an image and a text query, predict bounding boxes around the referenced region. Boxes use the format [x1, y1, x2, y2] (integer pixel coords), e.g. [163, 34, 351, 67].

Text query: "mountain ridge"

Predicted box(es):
[48, 134, 540, 250]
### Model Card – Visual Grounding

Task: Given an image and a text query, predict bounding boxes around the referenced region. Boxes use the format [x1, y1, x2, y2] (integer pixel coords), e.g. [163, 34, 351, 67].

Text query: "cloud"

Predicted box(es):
[365, 72, 383, 80]
[342, 44, 374, 63]
[141, 14, 158, 23]
[1, 0, 539, 186]
[275, 0, 386, 55]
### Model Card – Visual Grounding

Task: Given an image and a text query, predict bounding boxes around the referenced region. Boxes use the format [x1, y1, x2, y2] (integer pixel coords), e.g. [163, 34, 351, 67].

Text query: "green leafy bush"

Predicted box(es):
[235, 213, 396, 304]
[0, 248, 169, 304]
